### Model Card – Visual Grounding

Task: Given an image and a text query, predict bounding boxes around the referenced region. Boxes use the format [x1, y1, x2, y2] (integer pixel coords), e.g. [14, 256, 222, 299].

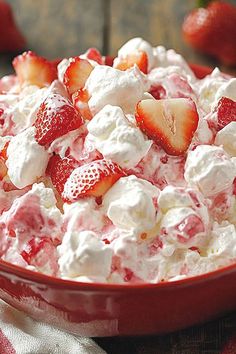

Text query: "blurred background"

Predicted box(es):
[0, 0, 236, 76]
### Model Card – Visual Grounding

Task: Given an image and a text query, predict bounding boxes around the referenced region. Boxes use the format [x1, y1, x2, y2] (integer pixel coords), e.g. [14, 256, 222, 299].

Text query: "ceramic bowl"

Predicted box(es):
[1, 63, 235, 337]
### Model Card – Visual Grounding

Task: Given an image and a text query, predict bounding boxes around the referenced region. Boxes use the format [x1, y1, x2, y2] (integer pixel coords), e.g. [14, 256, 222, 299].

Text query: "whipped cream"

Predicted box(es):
[114, 37, 156, 71]
[6, 127, 50, 189]
[184, 145, 236, 197]
[103, 175, 160, 234]
[215, 122, 236, 156]
[87, 105, 152, 168]
[85, 65, 149, 115]
[58, 230, 112, 280]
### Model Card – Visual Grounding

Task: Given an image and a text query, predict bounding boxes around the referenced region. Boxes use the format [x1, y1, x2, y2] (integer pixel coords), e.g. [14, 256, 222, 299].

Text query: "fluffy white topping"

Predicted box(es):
[58, 230, 112, 280]
[6, 127, 49, 189]
[207, 222, 236, 261]
[63, 198, 104, 232]
[9, 85, 48, 134]
[103, 175, 160, 233]
[85, 65, 149, 114]
[215, 122, 236, 156]
[87, 105, 152, 168]
[115, 37, 155, 71]
[29, 183, 63, 239]
[57, 58, 70, 82]
[160, 207, 207, 248]
[184, 145, 236, 197]
[196, 68, 227, 113]
[153, 46, 195, 80]
[213, 78, 236, 107]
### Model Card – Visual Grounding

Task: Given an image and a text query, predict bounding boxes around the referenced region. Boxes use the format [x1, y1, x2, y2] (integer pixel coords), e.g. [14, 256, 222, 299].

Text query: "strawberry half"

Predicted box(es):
[114, 50, 148, 74]
[63, 57, 94, 96]
[12, 51, 57, 87]
[34, 93, 83, 146]
[216, 97, 236, 131]
[63, 159, 125, 202]
[135, 98, 199, 156]
[46, 155, 79, 196]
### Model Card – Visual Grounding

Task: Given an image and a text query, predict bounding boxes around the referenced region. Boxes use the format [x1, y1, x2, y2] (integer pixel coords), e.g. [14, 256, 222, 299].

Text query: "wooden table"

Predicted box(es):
[1, 1, 236, 353]
[1, 0, 236, 76]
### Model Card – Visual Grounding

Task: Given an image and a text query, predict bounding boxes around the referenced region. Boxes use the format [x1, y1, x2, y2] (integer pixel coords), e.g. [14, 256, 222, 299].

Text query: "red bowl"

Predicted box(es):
[0, 63, 235, 338]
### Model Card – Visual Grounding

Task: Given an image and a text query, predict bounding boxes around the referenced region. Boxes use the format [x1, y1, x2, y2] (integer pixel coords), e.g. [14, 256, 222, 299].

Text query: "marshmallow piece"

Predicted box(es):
[85, 65, 149, 115]
[6, 127, 49, 188]
[87, 105, 152, 168]
[184, 145, 236, 197]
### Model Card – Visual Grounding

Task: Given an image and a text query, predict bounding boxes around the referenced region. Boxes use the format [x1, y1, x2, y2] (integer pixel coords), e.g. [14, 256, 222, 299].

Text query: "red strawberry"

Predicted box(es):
[0, 0, 26, 53]
[85, 48, 103, 64]
[182, 1, 236, 66]
[63, 159, 125, 202]
[72, 89, 92, 120]
[104, 55, 114, 67]
[114, 51, 148, 74]
[0, 140, 9, 181]
[135, 98, 199, 156]
[34, 93, 83, 146]
[12, 51, 57, 87]
[63, 57, 94, 96]
[46, 155, 78, 196]
[216, 97, 236, 131]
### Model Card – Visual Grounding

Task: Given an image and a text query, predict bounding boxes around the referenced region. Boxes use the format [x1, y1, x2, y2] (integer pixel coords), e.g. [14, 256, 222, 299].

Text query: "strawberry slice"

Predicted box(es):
[135, 98, 199, 156]
[12, 51, 57, 87]
[34, 93, 83, 146]
[63, 159, 125, 202]
[85, 48, 103, 64]
[72, 89, 92, 120]
[46, 155, 79, 196]
[63, 57, 94, 96]
[216, 97, 236, 131]
[114, 50, 148, 74]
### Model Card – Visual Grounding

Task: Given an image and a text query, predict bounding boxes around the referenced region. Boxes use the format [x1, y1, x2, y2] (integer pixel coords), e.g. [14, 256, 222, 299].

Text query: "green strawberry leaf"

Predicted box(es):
[197, 0, 212, 7]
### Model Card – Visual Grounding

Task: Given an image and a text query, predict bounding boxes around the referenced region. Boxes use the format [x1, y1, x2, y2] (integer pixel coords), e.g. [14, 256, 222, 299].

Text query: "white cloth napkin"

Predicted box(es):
[0, 300, 106, 354]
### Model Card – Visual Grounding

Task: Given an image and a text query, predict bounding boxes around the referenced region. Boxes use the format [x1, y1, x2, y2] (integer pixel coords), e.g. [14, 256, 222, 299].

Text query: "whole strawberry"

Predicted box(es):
[182, 1, 236, 66]
[0, 0, 26, 52]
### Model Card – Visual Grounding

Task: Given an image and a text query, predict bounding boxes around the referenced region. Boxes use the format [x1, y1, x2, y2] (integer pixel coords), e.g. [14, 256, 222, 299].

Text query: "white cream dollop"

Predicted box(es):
[85, 65, 149, 115]
[63, 198, 104, 233]
[207, 222, 236, 262]
[58, 230, 112, 280]
[215, 122, 236, 156]
[87, 105, 152, 168]
[103, 175, 160, 233]
[184, 145, 236, 197]
[114, 37, 155, 71]
[6, 127, 50, 189]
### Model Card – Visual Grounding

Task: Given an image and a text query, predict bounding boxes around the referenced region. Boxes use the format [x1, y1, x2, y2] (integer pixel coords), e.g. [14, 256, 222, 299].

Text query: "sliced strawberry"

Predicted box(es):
[46, 155, 79, 196]
[104, 55, 114, 67]
[216, 97, 236, 131]
[149, 85, 166, 100]
[63, 159, 125, 202]
[63, 57, 94, 96]
[85, 48, 103, 64]
[135, 98, 199, 156]
[114, 51, 148, 74]
[72, 89, 92, 120]
[34, 93, 83, 146]
[12, 51, 57, 88]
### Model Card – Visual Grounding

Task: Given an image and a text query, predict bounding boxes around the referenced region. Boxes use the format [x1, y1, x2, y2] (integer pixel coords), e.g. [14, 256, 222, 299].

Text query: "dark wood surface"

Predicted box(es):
[1, 1, 236, 353]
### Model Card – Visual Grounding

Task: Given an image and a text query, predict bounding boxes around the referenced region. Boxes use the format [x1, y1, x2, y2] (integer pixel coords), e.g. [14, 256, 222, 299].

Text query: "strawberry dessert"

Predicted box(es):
[0, 38, 236, 284]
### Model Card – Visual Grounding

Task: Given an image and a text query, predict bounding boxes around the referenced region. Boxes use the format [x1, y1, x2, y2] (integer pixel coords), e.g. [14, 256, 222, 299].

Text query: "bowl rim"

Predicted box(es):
[1, 257, 236, 292]
[0, 62, 235, 293]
